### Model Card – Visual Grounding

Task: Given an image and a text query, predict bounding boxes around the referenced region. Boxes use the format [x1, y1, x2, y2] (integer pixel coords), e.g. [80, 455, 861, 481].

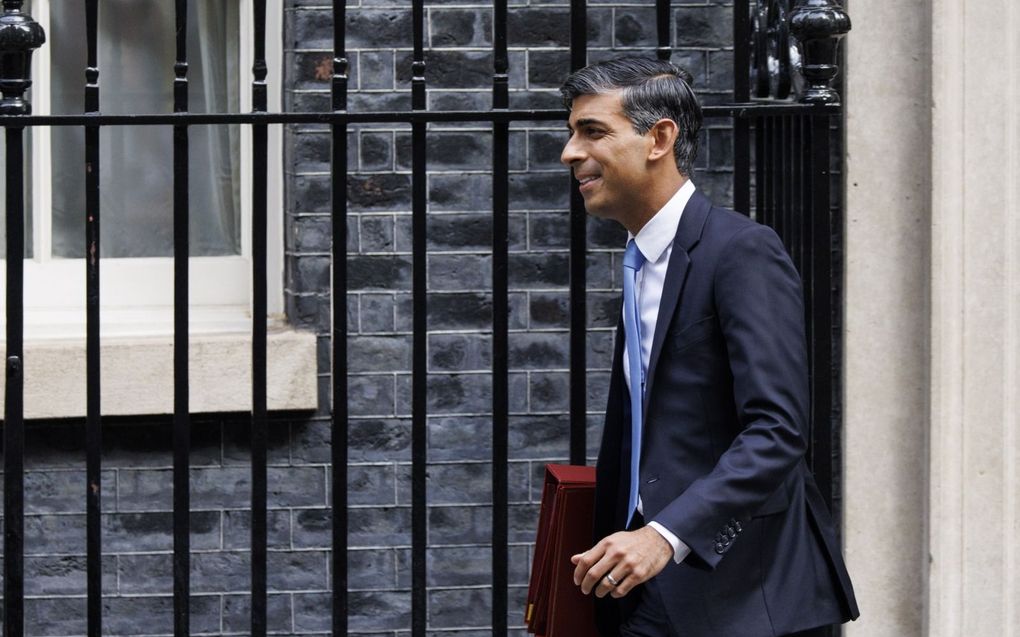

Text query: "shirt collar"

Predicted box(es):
[629, 179, 696, 264]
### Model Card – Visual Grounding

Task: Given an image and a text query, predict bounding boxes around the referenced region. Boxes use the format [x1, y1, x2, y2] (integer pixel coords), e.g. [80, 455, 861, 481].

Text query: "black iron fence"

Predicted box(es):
[0, 0, 849, 635]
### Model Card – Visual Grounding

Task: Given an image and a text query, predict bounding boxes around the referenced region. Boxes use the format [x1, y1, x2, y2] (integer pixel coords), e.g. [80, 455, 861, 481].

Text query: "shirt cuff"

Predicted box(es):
[647, 521, 692, 564]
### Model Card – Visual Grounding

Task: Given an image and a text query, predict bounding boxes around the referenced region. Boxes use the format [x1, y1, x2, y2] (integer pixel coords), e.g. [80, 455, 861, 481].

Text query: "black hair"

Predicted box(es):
[560, 56, 702, 177]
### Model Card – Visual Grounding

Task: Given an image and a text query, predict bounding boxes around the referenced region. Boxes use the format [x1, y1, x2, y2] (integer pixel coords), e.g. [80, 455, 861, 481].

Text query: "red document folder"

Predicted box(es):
[525, 464, 599, 637]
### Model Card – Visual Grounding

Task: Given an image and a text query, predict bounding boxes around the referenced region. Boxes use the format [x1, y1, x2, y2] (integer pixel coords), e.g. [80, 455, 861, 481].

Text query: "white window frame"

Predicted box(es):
[2, 0, 285, 340]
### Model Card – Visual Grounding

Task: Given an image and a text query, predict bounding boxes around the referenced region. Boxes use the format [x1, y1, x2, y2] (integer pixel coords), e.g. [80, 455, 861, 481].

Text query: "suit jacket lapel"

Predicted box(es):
[601, 317, 630, 526]
[642, 189, 712, 414]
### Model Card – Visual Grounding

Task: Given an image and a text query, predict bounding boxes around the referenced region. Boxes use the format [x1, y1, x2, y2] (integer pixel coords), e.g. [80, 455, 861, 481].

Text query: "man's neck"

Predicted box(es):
[621, 173, 688, 236]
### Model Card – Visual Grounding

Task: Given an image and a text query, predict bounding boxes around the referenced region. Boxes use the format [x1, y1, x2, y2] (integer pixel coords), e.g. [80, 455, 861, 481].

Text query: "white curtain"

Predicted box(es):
[50, 0, 240, 258]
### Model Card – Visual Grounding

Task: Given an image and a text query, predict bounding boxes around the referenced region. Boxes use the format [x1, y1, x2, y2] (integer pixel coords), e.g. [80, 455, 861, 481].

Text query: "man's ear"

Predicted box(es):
[647, 119, 679, 163]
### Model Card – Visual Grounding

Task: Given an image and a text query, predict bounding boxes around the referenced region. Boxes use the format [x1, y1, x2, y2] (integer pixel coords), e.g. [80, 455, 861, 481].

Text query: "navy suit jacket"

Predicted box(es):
[593, 190, 859, 637]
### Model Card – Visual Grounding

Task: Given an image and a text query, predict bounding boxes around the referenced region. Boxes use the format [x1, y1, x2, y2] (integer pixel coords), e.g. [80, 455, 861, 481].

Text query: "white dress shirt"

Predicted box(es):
[623, 179, 696, 565]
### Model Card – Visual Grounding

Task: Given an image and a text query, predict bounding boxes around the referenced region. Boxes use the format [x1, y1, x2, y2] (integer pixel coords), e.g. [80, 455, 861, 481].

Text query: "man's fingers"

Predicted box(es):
[610, 565, 647, 598]
[582, 551, 620, 595]
[572, 544, 606, 586]
[575, 530, 671, 597]
[594, 567, 627, 598]
[610, 576, 632, 598]
[578, 534, 625, 594]
[595, 551, 643, 598]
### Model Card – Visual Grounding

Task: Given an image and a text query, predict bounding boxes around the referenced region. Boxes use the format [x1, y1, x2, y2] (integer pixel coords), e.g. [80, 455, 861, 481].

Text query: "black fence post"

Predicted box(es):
[410, 0, 428, 632]
[655, 0, 670, 61]
[0, 3, 44, 636]
[84, 0, 102, 634]
[733, 0, 751, 215]
[790, 0, 849, 517]
[330, 0, 350, 635]
[171, 0, 191, 634]
[568, 0, 587, 466]
[250, 0, 270, 634]
[491, 0, 510, 630]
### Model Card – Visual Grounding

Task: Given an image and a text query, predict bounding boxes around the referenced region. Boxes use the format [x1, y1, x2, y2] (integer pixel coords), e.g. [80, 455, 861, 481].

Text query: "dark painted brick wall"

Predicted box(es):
[0, 1, 738, 635]
[281, 1, 737, 633]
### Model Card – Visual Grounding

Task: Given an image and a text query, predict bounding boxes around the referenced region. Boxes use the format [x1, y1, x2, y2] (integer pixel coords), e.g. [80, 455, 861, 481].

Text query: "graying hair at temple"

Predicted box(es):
[560, 56, 704, 178]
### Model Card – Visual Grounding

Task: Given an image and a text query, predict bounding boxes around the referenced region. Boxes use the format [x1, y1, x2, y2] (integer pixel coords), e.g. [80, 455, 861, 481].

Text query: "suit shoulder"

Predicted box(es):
[702, 207, 800, 291]
[702, 205, 778, 246]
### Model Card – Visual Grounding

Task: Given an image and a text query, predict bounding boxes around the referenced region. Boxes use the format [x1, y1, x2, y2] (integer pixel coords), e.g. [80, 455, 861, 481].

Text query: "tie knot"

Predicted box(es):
[623, 240, 646, 271]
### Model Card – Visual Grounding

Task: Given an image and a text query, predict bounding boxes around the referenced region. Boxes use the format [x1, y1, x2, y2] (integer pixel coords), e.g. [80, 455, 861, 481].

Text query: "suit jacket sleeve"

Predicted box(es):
[651, 222, 809, 570]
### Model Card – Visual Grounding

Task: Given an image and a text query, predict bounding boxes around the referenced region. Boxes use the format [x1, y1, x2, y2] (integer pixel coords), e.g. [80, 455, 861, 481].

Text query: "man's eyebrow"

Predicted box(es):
[566, 117, 607, 133]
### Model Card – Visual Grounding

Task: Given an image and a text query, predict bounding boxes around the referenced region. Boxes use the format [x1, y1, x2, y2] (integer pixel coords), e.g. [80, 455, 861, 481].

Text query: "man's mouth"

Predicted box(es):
[576, 175, 601, 192]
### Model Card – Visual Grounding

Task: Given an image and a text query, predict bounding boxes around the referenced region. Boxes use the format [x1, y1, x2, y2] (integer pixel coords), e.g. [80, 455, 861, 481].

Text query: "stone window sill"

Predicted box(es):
[0, 328, 318, 419]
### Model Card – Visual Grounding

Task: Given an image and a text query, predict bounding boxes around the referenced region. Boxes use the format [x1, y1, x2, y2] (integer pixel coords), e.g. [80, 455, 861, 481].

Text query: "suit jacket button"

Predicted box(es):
[714, 544, 725, 555]
[735, 521, 743, 532]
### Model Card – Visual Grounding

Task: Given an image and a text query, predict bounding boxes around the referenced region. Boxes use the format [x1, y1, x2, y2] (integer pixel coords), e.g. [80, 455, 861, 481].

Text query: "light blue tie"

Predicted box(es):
[622, 240, 647, 528]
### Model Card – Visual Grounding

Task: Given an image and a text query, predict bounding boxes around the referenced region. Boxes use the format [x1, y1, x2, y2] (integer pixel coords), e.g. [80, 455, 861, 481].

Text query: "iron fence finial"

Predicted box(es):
[789, 0, 850, 105]
[0, 0, 44, 115]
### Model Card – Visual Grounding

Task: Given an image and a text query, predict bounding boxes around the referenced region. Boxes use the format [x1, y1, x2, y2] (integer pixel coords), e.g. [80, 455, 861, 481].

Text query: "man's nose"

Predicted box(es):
[561, 135, 583, 166]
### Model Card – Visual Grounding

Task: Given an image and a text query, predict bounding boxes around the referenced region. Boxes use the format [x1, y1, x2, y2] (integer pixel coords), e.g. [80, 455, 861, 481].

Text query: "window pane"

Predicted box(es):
[49, 0, 240, 258]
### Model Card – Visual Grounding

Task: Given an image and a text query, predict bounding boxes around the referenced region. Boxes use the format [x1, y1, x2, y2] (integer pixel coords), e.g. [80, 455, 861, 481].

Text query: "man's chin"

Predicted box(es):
[580, 198, 616, 221]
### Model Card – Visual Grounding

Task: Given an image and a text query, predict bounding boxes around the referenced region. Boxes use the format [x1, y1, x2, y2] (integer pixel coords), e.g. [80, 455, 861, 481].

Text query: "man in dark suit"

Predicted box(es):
[561, 57, 859, 637]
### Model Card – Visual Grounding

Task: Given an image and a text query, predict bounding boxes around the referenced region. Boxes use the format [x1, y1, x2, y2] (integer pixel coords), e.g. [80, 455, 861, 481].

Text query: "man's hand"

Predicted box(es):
[570, 526, 673, 599]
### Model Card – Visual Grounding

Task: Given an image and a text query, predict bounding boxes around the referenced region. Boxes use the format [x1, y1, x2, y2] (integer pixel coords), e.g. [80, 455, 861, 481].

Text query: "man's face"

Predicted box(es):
[560, 91, 654, 222]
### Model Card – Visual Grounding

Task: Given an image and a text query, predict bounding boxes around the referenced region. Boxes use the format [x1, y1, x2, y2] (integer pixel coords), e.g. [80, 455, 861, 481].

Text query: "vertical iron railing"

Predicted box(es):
[0, 4, 43, 634]
[171, 0, 191, 633]
[3, 118, 26, 637]
[655, 0, 670, 61]
[807, 112, 834, 513]
[567, 0, 587, 466]
[491, 0, 511, 629]
[84, 0, 101, 634]
[796, 0, 849, 518]
[330, 0, 350, 634]
[250, 0, 270, 633]
[733, 0, 751, 214]
[0, 0, 850, 634]
[410, 0, 429, 633]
